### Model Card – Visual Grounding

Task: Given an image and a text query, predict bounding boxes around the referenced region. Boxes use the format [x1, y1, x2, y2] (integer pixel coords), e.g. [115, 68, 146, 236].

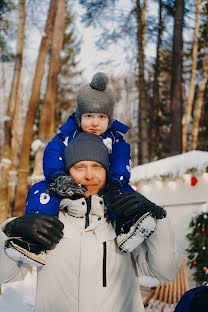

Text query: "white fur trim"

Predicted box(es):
[5, 246, 45, 267]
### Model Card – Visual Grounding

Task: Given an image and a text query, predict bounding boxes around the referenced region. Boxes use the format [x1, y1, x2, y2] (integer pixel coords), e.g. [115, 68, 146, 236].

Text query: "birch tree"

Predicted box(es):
[182, 0, 200, 153]
[14, 0, 57, 216]
[30, 0, 65, 187]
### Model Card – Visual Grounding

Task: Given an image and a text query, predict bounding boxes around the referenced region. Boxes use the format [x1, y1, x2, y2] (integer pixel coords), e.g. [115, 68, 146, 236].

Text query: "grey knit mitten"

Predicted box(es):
[47, 175, 87, 198]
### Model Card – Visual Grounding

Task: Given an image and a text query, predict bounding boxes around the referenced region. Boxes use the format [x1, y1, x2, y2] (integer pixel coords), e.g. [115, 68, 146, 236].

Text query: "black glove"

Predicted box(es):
[4, 214, 64, 249]
[110, 192, 167, 219]
[47, 174, 87, 198]
[98, 180, 121, 208]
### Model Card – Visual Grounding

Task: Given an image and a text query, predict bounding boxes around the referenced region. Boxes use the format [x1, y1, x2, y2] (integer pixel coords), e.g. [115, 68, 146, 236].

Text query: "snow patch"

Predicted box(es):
[0, 269, 37, 312]
[31, 139, 46, 153]
[131, 150, 208, 183]
[1, 158, 12, 165]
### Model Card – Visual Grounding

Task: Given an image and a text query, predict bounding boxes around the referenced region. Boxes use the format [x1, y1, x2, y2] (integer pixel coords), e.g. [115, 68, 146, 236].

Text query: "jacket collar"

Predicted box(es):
[59, 113, 79, 137]
[59, 195, 105, 218]
[108, 119, 130, 134]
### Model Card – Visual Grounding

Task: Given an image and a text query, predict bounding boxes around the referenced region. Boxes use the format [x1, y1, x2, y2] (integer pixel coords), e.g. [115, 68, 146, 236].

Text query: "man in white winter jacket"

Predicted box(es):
[0, 133, 181, 312]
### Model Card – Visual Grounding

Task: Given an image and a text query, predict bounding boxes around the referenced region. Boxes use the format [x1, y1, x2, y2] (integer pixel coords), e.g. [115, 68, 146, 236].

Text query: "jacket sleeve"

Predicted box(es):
[109, 138, 131, 187]
[132, 217, 181, 282]
[43, 133, 67, 182]
[0, 219, 29, 284]
[24, 180, 61, 216]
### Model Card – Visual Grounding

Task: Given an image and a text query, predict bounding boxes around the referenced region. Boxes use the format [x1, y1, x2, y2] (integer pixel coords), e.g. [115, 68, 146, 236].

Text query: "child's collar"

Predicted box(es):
[108, 119, 130, 134]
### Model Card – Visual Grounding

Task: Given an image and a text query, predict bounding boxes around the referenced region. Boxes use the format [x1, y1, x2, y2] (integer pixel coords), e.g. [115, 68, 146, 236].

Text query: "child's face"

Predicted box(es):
[81, 113, 109, 135]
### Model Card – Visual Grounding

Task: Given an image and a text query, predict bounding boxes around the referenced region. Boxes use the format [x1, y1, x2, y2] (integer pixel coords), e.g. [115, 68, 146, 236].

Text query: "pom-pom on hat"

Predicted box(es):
[64, 132, 109, 173]
[75, 72, 115, 128]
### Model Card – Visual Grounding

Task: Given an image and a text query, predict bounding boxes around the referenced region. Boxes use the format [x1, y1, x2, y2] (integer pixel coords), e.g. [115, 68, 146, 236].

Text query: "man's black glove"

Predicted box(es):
[98, 180, 121, 209]
[47, 174, 87, 198]
[110, 192, 167, 219]
[4, 214, 64, 249]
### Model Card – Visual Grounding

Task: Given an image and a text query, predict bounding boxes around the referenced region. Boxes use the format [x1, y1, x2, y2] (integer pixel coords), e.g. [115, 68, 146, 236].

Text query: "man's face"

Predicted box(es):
[69, 160, 106, 197]
[81, 113, 109, 136]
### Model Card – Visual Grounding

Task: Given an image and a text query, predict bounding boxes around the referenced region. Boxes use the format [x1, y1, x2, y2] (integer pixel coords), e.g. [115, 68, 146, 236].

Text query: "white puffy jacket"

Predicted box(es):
[0, 195, 181, 312]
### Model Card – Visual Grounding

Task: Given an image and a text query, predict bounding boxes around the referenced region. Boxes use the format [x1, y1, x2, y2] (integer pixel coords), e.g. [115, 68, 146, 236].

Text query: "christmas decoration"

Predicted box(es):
[191, 176, 198, 186]
[187, 212, 208, 284]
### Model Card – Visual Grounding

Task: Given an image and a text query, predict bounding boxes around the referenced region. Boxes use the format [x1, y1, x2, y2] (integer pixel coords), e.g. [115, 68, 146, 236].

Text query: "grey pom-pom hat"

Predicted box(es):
[75, 72, 116, 128]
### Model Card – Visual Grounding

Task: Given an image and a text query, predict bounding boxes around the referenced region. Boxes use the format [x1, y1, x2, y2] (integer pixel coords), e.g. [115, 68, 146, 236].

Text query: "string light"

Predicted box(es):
[155, 180, 163, 189]
[183, 174, 191, 183]
[168, 181, 176, 190]
[133, 171, 208, 192]
[142, 185, 151, 193]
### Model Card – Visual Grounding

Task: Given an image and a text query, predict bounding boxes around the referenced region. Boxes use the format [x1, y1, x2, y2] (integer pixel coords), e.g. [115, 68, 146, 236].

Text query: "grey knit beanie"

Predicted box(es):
[64, 132, 109, 172]
[75, 72, 115, 128]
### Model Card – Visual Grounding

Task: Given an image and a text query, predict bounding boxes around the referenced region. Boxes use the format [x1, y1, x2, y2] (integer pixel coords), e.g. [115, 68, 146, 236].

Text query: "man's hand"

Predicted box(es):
[47, 174, 87, 198]
[110, 192, 167, 219]
[4, 214, 64, 249]
[98, 180, 121, 208]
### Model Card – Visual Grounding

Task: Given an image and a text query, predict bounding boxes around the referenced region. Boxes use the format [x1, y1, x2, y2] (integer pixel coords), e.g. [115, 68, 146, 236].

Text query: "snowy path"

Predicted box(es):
[0, 270, 36, 312]
[0, 272, 161, 312]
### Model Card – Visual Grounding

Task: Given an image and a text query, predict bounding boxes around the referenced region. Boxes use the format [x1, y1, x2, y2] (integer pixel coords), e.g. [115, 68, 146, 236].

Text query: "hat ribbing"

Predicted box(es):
[64, 132, 109, 172]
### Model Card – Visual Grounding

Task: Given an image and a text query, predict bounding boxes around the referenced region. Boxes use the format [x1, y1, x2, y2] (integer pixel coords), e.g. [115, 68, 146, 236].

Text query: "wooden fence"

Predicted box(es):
[143, 258, 189, 311]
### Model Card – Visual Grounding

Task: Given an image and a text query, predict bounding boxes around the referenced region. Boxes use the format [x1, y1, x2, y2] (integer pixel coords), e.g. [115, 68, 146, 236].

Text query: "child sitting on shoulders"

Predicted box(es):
[4, 73, 159, 266]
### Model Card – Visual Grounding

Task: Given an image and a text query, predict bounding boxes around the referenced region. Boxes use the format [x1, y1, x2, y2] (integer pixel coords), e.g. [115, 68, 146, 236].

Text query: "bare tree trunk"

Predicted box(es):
[0, 0, 26, 223]
[136, 0, 149, 164]
[14, 0, 57, 216]
[0, 39, 7, 158]
[0, 48, 7, 111]
[170, 0, 184, 155]
[8, 82, 23, 213]
[31, 0, 66, 185]
[182, 0, 200, 153]
[191, 56, 208, 150]
[151, 0, 163, 159]
[39, 0, 66, 140]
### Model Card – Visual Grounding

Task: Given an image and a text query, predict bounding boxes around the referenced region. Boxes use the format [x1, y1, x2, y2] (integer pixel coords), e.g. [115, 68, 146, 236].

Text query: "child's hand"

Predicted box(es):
[98, 180, 121, 209]
[47, 175, 87, 198]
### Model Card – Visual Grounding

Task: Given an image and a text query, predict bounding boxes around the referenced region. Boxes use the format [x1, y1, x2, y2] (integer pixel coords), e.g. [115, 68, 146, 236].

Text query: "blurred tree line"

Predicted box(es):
[0, 0, 207, 220]
[79, 0, 207, 162]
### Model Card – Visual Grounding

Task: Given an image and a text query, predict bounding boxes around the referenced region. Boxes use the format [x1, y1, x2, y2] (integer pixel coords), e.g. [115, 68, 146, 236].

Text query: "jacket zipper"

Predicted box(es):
[85, 196, 107, 287]
[85, 196, 91, 228]
[103, 242, 107, 287]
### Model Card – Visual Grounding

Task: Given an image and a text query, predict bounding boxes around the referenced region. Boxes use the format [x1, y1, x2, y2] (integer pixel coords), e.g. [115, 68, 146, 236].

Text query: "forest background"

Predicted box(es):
[0, 0, 207, 222]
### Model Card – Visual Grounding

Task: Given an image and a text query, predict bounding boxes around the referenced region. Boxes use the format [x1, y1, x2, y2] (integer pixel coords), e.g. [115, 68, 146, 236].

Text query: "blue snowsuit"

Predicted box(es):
[174, 286, 208, 312]
[25, 113, 134, 216]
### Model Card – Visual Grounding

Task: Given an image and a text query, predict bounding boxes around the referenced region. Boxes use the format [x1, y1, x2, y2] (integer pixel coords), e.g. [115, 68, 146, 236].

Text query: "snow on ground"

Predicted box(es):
[0, 269, 159, 311]
[0, 269, 37, 312]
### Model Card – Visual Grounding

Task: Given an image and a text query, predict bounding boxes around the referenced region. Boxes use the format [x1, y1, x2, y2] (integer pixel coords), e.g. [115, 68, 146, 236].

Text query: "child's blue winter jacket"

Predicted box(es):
[25, 113, 134, 216]
[43, 113, 131, 187]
